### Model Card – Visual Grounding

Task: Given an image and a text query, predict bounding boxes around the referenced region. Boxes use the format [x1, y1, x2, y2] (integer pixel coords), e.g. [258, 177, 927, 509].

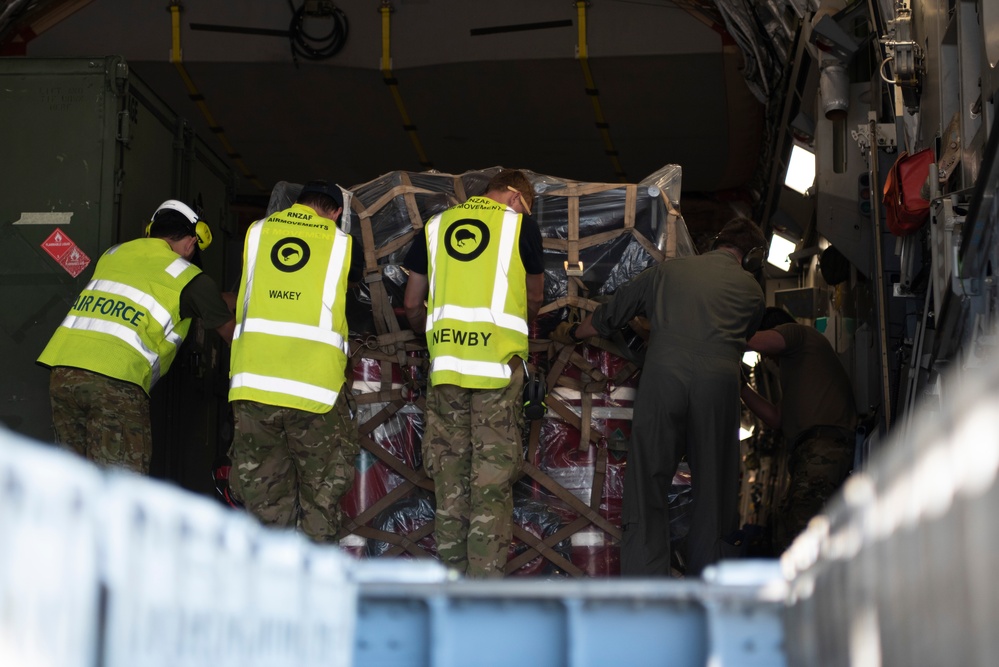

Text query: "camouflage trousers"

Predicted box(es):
[48, 366, 152, 473]
[775, 428, 855, 552]
[229, 391, 359, 544]
[424, 367, 525, 578]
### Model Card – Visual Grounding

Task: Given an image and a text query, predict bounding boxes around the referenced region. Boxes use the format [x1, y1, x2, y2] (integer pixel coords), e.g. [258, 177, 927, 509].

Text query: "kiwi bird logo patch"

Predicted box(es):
[444, 219, 490, 262]
[271, 237, 311, 272]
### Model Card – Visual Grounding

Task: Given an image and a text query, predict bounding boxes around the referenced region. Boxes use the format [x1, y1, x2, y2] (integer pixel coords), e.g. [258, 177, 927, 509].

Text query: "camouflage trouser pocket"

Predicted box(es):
[423, 442, 437, 479]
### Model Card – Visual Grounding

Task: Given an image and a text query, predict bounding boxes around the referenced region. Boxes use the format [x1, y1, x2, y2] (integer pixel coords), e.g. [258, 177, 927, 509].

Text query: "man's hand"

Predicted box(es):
[550, 321, 578, 346]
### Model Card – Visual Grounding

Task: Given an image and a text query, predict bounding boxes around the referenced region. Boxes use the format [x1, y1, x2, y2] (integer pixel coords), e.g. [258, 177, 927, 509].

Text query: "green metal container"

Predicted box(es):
[0, 56, 236, 496]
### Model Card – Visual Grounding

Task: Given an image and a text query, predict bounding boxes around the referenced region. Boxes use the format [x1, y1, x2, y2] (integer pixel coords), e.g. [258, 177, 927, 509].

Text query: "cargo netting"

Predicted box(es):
[268, 165, 697, 575]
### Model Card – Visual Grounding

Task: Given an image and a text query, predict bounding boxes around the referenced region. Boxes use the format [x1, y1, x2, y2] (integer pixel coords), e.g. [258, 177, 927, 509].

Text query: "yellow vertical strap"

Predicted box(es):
[168, 3, 264, 192]
[576, 1, 626, 182]
[381, 3, 433, 169]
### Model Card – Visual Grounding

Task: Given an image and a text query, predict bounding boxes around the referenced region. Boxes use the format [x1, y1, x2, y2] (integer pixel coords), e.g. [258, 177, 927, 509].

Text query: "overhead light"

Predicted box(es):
[742, 351, 760, 367]
[767, 232, 798, 271]
[739, 425, 755, 441]
[785, 144, 816, 195]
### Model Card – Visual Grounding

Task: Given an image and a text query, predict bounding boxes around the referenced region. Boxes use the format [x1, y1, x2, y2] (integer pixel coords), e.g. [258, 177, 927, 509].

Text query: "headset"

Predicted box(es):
[522, 359, 548, 421]
[145, 199, 213, 251]
[710, 233, 765, 273]
[740, 245, 766, 272]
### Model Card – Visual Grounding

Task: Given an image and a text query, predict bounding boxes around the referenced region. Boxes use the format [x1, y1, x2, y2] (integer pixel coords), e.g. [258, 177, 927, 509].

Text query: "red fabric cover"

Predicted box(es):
[883, 148, 934, 236]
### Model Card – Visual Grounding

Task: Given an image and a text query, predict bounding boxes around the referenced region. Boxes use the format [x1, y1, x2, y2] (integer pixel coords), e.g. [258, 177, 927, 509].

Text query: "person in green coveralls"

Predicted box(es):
[555, 218, 767, 576]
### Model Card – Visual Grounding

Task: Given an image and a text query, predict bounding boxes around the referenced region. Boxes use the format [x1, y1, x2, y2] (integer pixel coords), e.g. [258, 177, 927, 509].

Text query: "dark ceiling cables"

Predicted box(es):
[287, 1, 349, 63]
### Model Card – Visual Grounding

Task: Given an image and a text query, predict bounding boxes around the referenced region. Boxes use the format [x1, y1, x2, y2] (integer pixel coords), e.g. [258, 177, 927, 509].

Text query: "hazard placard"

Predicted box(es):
[41, 227, 75, 262]
[58, 244, 91, 278]
[40, 228, 91, 277]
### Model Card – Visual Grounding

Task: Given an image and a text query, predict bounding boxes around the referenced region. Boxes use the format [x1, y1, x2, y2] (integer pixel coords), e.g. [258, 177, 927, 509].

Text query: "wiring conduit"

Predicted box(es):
[380, 2, 433, 169]
[169, 2, 265, 193]
[576, 1, 626, 182]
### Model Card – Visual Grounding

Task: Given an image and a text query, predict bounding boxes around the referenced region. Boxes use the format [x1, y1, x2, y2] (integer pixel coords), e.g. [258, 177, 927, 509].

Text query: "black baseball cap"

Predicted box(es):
[299, 180, 345, 210]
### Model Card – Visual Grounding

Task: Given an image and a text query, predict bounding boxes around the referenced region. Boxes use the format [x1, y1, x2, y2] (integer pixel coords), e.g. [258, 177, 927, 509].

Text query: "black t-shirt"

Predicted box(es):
[347, 236, 363, 283]
[402, 214, 544, 275]
[179, 273, 232, 329]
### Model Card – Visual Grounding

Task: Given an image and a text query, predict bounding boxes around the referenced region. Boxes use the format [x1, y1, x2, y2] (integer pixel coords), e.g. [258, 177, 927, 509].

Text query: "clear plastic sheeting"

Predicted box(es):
[269, 164, 694, 337]
[365, 489, 438, 560]
[714, 1, 794, 105]
[266, 180, 358, 235]
[258, 166, 700, 575]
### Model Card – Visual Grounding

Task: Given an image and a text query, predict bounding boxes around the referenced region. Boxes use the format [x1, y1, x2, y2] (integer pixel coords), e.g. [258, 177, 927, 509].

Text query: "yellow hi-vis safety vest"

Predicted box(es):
[425, 195, 528, 389]
[229, 203, 352, 413]
[37, 238, 201, 394]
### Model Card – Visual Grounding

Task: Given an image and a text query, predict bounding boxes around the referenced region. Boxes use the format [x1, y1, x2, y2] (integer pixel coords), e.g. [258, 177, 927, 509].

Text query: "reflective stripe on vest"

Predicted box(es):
[57, 314, 162, 385]
[427, 304, 528, 337]
[36, 238, 198, 393]
[425, 198, 528, 389]
[229, 208, 351, 412]
[88, 278, 184, 348]
[238, 317, 347, 352]
[229, 372, 337, 407]
[429, 355, 512, 381]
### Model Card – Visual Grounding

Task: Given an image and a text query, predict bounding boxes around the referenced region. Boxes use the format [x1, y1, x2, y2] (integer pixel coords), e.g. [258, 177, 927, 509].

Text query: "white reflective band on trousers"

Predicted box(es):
[229, 372, 338, 406]
[425, 208, 527, 336]
[59, 315, 162, 385]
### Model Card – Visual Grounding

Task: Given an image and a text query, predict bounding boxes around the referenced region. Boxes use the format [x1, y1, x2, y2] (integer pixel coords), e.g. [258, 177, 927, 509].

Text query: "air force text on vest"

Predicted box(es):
[72, 294, 145, 326]
[432, 328, 493, 346]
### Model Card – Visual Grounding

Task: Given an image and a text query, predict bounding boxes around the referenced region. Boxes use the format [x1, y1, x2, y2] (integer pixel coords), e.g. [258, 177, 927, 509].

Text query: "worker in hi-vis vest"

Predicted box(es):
[403, 169, 544, 577]
[37, 200, 235, 473]
[228, 180, 361, 544]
